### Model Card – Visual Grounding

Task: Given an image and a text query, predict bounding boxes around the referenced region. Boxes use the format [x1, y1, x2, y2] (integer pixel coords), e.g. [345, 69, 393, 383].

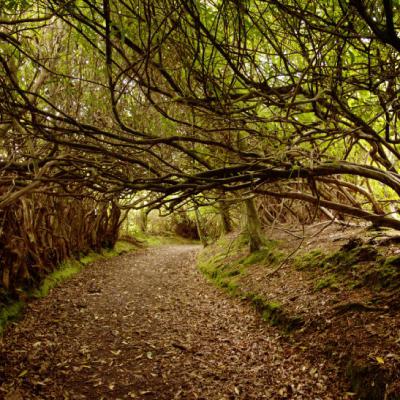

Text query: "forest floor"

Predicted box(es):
[198, 223, 400, 400]
[0, 226, 399, 399]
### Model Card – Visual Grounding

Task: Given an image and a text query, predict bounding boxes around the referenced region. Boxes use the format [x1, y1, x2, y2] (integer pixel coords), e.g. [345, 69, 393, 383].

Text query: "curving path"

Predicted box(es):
[0, 245, 340, 399]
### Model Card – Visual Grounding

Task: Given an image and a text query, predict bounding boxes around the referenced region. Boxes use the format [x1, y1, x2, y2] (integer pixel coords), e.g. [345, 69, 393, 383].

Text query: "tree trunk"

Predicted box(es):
[195, 208, 207, 247]
[219, 200, 233, 234]
[244, 198, 264, 252]
[139, 208, 148, 233]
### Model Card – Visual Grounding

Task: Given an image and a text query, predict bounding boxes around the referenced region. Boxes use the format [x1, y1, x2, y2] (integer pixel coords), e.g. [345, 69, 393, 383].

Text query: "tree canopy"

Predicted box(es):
[2, 0, 400, 220]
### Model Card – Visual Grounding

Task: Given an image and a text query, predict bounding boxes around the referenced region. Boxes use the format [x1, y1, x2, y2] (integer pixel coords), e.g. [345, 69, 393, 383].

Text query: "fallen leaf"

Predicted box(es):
[5, 390, 24, 400]
[18, 369, 28, 378]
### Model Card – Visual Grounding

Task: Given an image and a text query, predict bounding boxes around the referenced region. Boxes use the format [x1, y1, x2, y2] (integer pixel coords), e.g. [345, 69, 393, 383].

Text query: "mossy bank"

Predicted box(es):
[197, 227, 400, 399]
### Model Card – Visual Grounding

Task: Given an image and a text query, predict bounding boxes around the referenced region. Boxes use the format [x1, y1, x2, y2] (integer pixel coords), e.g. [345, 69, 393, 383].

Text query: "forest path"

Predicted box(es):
[0, 245, 339, 399]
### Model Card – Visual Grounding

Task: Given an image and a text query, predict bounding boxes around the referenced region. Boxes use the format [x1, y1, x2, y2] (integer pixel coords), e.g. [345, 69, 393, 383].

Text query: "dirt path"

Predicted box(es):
[0, 245, 342, 399]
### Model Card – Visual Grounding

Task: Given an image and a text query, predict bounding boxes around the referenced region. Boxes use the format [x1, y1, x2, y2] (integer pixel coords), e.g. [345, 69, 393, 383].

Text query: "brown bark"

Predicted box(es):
[219, 200, 233, 234]
[244, 198, 264, 253]
[0, 192, 121, 294]
[195, 208, 207, 247]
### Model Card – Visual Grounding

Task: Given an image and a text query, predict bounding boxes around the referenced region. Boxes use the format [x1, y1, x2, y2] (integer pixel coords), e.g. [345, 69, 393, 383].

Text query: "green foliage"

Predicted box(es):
[0, 0, 30, 11]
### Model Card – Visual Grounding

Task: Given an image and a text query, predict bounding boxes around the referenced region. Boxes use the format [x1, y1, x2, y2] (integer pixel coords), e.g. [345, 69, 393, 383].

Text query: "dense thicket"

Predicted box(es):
[1, 192, 120, 294]
[2, 1, 400, 290]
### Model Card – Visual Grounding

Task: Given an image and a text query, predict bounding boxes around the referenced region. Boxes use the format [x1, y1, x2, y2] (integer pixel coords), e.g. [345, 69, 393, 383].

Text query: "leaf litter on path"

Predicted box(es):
[0, 245, 342, 399]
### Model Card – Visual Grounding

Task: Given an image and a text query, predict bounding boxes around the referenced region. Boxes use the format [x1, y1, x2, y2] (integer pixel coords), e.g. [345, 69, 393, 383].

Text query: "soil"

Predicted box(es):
[200, 223, 400, 399]
[2, 227, 400, 400]
[1, 244, 345, 400]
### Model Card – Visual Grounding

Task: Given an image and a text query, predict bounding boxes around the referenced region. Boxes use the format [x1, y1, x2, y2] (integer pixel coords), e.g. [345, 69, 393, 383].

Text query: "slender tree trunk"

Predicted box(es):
[195, 208, 207, 247]
[219, 200, 233, 234]
[139, 208, 148, 233]
[244, 198, 264, 252]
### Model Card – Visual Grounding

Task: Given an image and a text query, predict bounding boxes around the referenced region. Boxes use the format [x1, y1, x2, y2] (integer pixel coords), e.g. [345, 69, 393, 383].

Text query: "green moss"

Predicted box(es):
[356, 253, 400, 289]
[219, 278, 239, 295]
[198, 255, 244, 296]
[240, 242, 282, 266]
[0, 301, 24, 335]
[295, 245, 379, 273]
[198, 236, 303, 332]
[315, 274, 339, 291]
[294, 249, 325, 270]
[137, 233, 199, 246]
[261, 300, 282, 323]
[324, 245, 379, 271]
[240, 292, 302, 331]
[33, 240, 137, 299]
[382, 255, 400, 267]
[79, 252, 100, 265]
[295, 242, 400, 290]
[231, 233, 250, 250]
[32, 260, 83, 298]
